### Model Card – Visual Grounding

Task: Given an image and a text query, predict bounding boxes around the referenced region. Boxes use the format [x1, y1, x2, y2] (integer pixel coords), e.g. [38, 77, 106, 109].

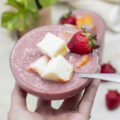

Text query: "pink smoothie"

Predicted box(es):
[10, 12, 105, 100]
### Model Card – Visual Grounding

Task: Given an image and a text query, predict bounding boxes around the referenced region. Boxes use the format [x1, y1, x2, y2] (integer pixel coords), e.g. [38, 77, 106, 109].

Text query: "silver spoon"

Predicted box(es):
[77, 74, 120, 84]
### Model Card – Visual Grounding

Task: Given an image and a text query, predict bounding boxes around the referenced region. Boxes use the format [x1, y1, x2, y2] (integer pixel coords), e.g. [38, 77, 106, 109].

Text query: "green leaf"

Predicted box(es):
[27, 0, 38, 12]
[6, 0, 23, 11]
[16, 0, 38, 12]
[2, 11, 20, 30]
[38, 0, 58, 7]
[2, 0, 39, 31]
[1, 10, 38, 31]
[31, 12, 39, 26]
[19, 12, 30, 31]
[18, 11, 38, 31]
[1, 0, 57, 31]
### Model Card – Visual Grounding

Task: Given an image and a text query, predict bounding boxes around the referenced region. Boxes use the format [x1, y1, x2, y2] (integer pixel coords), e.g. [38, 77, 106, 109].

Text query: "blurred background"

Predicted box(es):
[0, 0, 120, 120]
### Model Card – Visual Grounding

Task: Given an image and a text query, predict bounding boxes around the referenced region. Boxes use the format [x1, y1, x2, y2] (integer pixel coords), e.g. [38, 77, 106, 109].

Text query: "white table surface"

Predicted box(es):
[0, 1, 120, 120]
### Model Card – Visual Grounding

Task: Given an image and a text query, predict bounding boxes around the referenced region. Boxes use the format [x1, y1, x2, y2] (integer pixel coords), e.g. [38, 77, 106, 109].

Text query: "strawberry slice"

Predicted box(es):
[68, 28, 99, 54]
[60, 11, 77, 25]
[106, 90, 120, 110]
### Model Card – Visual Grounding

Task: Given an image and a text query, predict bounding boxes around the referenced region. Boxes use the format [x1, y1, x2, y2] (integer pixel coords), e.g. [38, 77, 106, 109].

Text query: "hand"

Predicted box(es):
[8, 79, 100, 120]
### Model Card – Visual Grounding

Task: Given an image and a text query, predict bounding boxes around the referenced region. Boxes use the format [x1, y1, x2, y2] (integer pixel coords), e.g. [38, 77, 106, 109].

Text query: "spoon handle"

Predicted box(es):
[77, 74, 120, 84]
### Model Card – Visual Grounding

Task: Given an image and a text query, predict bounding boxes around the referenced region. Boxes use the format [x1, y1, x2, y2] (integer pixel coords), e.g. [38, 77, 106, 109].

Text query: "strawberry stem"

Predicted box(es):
[81, 27, 86, 32]
[88, 34, 97, 40]
[81, 28, 100, 50]
[60, 9, 73, 21]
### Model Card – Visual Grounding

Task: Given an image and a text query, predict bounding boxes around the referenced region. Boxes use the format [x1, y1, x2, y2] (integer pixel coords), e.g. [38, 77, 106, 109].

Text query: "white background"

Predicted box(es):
[0, 1, 120, 120]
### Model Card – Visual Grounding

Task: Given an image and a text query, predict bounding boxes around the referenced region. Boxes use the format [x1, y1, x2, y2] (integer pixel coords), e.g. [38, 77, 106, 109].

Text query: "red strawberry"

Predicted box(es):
[61, 16, 76, 25]
[68, 28, 99, 54]
[60, 11, 77, 25]
[106, 90, 120, 110]
[101, 63, 116, 73]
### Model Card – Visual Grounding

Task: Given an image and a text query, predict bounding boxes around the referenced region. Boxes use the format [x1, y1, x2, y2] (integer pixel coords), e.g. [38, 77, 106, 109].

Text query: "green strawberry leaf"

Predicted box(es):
[81, 27, 86, 32]
[60, 9, 73, 21]
[81, 32, 90, 36]
[92, 45, 100, 49]
[88, 34, 97, 40]
[38, 0, 58, 7]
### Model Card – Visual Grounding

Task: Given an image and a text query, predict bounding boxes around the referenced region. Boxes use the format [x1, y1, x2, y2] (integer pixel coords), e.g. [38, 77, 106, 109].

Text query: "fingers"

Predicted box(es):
[78, 79, 100, 119]
[11, 83, 27, 109]
[35, 98, 51, 113]
[59, 93, 82, 111]
[37, 99, 51, 108]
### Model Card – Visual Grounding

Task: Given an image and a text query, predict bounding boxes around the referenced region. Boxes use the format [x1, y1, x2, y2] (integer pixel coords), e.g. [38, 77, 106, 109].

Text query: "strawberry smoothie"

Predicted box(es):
[10, 12, 105, 100]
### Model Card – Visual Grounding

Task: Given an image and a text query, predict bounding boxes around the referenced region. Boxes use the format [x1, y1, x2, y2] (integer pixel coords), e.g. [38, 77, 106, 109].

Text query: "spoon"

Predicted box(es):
[77, 73, 120, 84]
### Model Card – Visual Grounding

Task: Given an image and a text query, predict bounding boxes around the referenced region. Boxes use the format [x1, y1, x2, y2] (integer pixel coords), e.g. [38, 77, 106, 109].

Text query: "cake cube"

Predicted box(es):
[37, 32, 69, 58]
[42, 55, 73, 82]
[27, 56, 49, 75]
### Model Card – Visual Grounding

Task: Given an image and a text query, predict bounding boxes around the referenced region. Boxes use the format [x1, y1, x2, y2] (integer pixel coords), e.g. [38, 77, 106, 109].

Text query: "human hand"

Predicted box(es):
[8, 79, 100, 120]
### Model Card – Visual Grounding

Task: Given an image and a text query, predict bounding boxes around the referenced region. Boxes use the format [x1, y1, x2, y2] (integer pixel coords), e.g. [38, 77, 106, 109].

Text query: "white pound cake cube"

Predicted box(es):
[27, 56, 49, 75]
[37, 32, 69, 58]
[42, 55, 73, 82]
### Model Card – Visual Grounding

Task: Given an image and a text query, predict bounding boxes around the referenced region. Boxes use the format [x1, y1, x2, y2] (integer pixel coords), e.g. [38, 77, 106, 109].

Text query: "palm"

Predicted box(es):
[8, 80, 100, 120]
[32, 111, 86, 120]
[32, 100, 86, 120]
[11, 106, 86, 120]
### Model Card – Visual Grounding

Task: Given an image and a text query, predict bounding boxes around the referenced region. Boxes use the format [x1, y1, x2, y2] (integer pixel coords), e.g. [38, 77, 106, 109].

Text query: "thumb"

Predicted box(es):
[11, 83, 27, 109]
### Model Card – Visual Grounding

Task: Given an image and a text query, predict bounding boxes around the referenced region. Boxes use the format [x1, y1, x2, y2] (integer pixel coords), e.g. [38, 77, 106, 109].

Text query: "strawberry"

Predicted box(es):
[106, 90, 120, 110]
[68, 28, 99, 54]
[101, 63, 116, 73]
[60, 11, 77, 25]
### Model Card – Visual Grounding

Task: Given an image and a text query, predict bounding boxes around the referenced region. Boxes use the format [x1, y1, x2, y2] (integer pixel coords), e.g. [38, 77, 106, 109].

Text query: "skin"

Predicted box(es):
[8, 79, 100, 120]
